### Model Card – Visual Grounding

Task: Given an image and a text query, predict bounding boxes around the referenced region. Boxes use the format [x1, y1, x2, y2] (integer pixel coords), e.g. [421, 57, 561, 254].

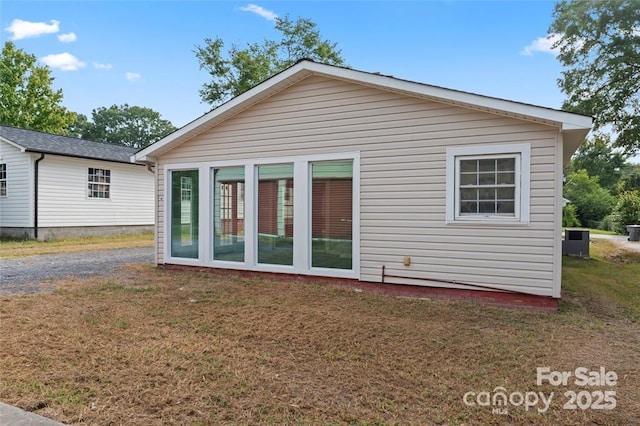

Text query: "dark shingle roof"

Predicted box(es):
[0, 125, 138, 164]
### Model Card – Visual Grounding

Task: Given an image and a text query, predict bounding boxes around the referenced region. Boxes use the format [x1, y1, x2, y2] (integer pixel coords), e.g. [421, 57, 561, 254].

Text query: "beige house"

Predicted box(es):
[134, 60, 591, 301]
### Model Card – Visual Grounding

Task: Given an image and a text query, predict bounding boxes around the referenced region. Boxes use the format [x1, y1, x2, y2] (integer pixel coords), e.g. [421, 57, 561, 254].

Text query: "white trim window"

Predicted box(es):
[446, 144, 530, 224]
[0, 163, 6, 197]
[88, 167, 111, 198]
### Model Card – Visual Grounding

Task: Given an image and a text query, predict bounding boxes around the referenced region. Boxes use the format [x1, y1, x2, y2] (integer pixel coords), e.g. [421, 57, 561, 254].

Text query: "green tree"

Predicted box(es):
[196, 16, 345, 106]
[617, 164, 640, 193]
[569, 135, 628, 193]
[612, 190, 640, 233]
[563, 203, 581, 227]
[550, 1, 640, 154]
[564, 169, 616, 228]
[76, 104, 176, 148]
[0, 41, 75, 134]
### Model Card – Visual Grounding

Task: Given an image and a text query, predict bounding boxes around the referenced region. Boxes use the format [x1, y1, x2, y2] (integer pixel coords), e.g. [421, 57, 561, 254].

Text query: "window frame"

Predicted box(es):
[0, 163, 6, 197]
[87, 167, 111, 199]
[446, 144, 530, 224]
[163, 152, 360, 279]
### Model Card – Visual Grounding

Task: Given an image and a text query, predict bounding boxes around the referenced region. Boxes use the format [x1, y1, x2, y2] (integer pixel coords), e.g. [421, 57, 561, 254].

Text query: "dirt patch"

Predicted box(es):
[0, 263, 638, 425]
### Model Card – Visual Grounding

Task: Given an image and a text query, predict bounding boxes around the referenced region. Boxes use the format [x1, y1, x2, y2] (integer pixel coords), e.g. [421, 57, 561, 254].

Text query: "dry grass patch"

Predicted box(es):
[0, 254, 639, 424]
[0, 232, 154, 258]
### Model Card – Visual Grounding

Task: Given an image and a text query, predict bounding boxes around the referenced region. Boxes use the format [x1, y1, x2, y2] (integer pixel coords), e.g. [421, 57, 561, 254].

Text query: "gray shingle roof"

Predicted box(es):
[0, 125, 138, 164]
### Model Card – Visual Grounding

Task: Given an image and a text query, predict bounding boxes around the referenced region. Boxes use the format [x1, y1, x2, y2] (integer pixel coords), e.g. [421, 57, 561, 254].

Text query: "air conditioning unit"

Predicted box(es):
[562, 229, 589, 259]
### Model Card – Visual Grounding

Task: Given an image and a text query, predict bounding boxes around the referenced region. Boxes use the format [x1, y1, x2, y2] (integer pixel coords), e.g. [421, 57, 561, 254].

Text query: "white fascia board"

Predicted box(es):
[0, 136, 27, 152]
[134, 60, 592, 162]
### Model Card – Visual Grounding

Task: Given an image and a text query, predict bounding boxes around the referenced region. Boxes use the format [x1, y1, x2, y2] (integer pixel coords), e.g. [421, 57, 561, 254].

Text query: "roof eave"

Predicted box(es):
[134, 60, 594, 161]
[0, 135, 26, 152]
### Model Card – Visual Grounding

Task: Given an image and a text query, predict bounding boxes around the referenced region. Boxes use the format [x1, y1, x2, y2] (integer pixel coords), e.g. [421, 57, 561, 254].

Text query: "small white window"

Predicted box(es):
[88, 167, 110, 198]
[0, 163, 6, 197]
[446, 144, 530, 224]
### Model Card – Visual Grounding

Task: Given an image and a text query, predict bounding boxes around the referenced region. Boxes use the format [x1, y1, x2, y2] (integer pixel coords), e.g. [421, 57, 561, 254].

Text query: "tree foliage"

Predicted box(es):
[73, 104, 176, 148]
[550, 0, 640, 154]
[617, 164, 640, 193]
[0, 41, 75, 134]
[569, 135, 628, 193]
[613, 190, 640, 233]
[564, 169, 616, 228]
[563, 203, 582, 227]
[195, 16, 345, 106]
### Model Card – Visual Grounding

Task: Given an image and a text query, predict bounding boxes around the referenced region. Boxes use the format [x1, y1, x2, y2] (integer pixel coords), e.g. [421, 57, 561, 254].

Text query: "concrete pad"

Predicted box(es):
[0, 402, 66, 426]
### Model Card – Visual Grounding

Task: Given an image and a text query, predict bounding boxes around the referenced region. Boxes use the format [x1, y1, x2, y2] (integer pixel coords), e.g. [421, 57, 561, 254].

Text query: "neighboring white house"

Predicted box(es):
[133, 60, 592, 303]
[0, 125, 154, 240]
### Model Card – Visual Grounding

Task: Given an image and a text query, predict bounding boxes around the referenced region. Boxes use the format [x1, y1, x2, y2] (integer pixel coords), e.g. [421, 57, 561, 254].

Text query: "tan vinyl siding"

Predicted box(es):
[157, 75, 562, 296]
[0, 142, 32, 227]
[37, 155, 154, 227]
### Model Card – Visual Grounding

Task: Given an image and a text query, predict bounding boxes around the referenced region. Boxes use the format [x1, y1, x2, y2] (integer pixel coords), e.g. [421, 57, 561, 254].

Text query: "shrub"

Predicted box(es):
[563, 204, 581, 228]
[612, 191, 640, 234]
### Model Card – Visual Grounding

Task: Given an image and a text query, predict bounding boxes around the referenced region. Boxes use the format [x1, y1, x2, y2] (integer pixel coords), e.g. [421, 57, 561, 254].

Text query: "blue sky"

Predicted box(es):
[3, 1, 567, 129]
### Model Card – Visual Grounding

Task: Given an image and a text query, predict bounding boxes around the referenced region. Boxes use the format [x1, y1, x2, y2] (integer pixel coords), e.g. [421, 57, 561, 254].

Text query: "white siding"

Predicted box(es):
[157, 75, 563, 297]
[0, 142, 32, 227]
[37, 155, 154, 227]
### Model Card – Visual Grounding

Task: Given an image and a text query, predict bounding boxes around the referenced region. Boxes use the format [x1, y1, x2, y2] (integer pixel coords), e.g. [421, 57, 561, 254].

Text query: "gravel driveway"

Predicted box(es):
[0, 246, 154, 296]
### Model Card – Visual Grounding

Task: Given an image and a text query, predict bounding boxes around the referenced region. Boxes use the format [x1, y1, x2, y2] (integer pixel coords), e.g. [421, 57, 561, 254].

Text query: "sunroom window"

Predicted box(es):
[213, 167, 245, 262]
[165, 153, 358, 278]
[257, 164, 294, 266]
[170, 170, 199, 258]
[311, 161, 353, 269]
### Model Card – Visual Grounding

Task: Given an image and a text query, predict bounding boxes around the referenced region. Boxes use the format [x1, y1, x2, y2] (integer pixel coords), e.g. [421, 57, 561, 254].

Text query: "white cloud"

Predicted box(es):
[521, 33, 563, 56]
[125, 72, 141, 81]
[93, 62, 112, 70]
[40, 52, 86, 71]
[5, 19, 60, 40]
[239, 4, 278, 21]
[57, 32, 76, 42]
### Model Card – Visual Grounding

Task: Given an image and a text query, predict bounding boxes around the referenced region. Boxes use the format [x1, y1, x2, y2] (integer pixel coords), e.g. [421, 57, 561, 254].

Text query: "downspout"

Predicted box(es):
[34, 153, 45, 239]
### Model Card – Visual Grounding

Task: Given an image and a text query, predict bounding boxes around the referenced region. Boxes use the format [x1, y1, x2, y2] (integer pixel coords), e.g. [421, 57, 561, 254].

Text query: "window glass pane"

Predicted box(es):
[497, 201, 515, 214]
[460, 188, 477, 201]
[478, 201, 495, 213]
[311, 161, 353, 270]
[479, 188, 495, 200]
[497, 172, 515, 185]
[460, 160, 477, 173]
[497, 158, 515, 171]
[478, 159, 495, 172]
[497, 187, 515, 200]
[478, 172, 495, 185]
[460, 201, 477, 214]
[213, 167, 245, 262]
[258, 164, 293, 265]
[459, 173, 477, 186]
[456, 154, 519, 218]
[171, 170, 199, 258]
